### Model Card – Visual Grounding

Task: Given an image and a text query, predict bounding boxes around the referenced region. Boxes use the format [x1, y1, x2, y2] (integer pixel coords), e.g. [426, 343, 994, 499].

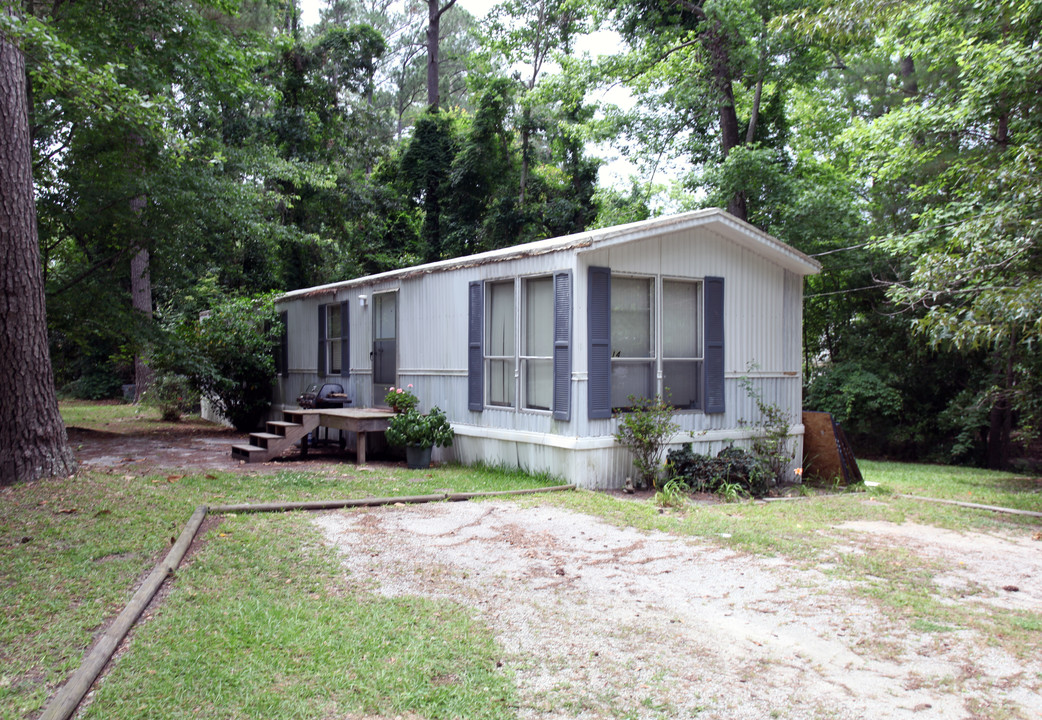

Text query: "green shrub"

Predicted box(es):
[385, 407, 454, 448]
[141, 373, 198, 421]
[613, 395, 680, 489]
[154, 292, 282, 432]
[60, 371, 124, 400]
[665, 443, 773, 498]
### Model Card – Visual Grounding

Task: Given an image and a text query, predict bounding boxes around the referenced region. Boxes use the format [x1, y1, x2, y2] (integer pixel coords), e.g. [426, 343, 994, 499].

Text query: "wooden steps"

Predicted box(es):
[231, 412, 320, 463]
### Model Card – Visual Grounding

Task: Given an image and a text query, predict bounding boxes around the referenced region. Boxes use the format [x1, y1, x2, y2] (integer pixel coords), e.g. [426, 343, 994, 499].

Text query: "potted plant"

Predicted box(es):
[384, 384, 419, 413]
[385, 406, 454, 468]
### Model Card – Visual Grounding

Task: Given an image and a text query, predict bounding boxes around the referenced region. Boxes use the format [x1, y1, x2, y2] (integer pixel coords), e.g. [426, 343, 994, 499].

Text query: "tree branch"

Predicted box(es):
[667, 0, 706, 20]
[622, 37, 701, 83]
[435, 0, 457, 22]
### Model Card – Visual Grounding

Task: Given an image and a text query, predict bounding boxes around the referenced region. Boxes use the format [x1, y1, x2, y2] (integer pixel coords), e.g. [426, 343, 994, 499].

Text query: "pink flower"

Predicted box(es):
[397, 388, 404, 394]
[407, 384, 413, 389]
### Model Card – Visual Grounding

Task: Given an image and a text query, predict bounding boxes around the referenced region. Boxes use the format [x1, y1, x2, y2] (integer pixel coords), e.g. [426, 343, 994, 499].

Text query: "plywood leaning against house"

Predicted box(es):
[802, 411, 863, 485]
[269, 209, 822, 489]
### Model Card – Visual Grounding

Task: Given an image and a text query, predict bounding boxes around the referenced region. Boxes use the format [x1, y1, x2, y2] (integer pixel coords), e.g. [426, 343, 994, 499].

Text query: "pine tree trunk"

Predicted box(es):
[130, 245, 152, 402]
[0, 10, 77, 485]
[426, 0, 441, 110]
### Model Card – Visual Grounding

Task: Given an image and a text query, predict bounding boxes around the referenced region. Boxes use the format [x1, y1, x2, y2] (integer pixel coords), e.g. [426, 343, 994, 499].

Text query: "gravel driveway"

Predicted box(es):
[316, 500, 1042, 720]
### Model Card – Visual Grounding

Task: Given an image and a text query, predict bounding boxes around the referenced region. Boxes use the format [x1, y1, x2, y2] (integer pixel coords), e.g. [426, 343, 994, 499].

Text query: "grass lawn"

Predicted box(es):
[1, 403, 1039, 719]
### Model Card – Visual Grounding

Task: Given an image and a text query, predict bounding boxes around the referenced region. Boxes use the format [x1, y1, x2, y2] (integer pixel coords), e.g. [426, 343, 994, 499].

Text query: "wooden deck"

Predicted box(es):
[296, 408, 396, 465]
[232, 407, 396, 464]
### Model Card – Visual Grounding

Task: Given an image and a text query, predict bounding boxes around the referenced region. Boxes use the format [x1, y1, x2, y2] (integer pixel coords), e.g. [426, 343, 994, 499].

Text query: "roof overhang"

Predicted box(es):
[277, 208, 821, 303]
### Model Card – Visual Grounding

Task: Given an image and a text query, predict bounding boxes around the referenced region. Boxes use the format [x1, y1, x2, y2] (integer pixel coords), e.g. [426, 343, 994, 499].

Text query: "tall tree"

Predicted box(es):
[598, 0, 821, 222]
[0, 3, 76, 485]
[426, 0, 457, 109]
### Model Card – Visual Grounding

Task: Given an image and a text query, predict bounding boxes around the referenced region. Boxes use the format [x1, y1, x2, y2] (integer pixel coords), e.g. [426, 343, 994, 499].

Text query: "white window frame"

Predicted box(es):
[484, 279, 516, 408]
[482, 274, 557, 413]
[521, 276, 554, 411]
[610, 273, 704, 411]
[324, 302, 343, 375]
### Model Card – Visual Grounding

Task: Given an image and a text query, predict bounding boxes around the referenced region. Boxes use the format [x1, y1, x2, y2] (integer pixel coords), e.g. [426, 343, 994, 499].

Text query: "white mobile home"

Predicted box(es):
[273, 209, 821, 488]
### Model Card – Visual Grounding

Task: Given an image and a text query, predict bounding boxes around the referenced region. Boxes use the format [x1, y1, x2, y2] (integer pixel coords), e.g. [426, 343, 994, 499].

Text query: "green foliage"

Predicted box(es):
[157, 292, 282, 432]
[613, 395, 680, 489]
[141, 373, 198, 422]
[384, 384, 419, 413]
[58, 371, 125, 401]
[805, 361, 902, 434]
[666, 444, 773, 498]
[385, 407, 455, 449]
[738, 375, 796, 485]
[654, 477, 690, 509]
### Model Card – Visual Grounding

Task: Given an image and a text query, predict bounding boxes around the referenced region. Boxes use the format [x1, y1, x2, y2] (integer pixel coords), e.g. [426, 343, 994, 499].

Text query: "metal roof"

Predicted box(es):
[277, 208, 822, 301]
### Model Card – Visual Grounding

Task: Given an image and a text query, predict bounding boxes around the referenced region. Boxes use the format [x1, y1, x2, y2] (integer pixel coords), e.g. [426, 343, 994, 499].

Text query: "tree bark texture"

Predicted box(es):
[0, 11, 77, 485]
[706, 23, 747, 222]
[426, 0, 456, 110]
[130, 245, 152, 401]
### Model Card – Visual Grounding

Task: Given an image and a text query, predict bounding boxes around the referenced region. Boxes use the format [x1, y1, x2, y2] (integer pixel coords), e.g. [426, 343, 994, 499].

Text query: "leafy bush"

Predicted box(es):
[384, 385, 419, 413]
[738, 374, 797, 486]
[613, 395, 680, 489]
[141, 373, 198, 422]
[155, 292, 282, 432]
[60, 371, 124, 400]
[385, 407, 454, 448]
[666, 443, 773, 498]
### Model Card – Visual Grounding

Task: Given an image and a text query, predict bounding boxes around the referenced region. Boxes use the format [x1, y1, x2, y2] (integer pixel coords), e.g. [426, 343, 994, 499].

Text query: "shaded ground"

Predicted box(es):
[67, 425, 395, 475]
[318, 503, 1042, 720]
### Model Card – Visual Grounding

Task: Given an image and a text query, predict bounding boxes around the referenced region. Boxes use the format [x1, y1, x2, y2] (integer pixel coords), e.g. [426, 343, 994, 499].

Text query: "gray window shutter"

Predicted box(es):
[588, 266, 611, 419]
[279, 311, 289, 378]
[468, 281, 484, 412]
[704, 276, 725, 414]
[317, 304, 327, 377]
[552, 271, 572, 421]
[339, 301, 349, 377]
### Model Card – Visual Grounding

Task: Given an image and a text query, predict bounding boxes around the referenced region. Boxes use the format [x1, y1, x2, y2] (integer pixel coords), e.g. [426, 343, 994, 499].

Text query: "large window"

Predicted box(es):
[661, 280, 702, 409]
[482, 276, 557, 411]
[610, 277, 654, 408]
[522, 277, 553, 410]
[485, 280, 515, 407]
[470, 274, 572, 418]
[609, 276, 702, 410]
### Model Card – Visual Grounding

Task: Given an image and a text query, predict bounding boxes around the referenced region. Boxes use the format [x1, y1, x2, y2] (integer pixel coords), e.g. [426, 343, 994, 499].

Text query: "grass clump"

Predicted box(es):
[0, 461, 550, 720]
[81, 513, 514, 719]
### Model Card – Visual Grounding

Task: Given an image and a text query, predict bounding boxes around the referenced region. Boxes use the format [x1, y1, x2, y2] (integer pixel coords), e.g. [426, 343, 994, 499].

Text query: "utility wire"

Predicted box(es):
[804, 284, 881, 299]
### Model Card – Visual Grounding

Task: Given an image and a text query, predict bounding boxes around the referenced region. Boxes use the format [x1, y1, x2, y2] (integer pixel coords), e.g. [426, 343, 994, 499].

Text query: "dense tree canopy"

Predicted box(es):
[0, 0, 1037, 483]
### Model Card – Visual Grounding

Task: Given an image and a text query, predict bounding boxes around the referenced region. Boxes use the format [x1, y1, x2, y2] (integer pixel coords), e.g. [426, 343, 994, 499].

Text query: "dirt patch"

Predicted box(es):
[837, 521, 1042, 612]
[316, 502, 1042, 720]
[67, 427, 395, 475]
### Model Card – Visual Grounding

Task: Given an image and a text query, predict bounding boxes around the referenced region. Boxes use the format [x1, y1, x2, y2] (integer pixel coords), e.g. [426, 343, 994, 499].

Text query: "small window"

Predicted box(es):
[326, 303, 343, 375]
[485, 280, 515, 407]
[522, 277, 553, 410]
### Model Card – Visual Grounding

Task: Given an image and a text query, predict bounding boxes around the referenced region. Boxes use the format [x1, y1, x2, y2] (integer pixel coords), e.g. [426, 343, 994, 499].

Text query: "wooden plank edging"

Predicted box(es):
[38, 484, 576, 720]
[39, 505, 208, 720]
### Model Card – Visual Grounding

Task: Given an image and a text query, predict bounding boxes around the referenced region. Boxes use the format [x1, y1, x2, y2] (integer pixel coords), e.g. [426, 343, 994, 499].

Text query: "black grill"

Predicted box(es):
[297, 383, 350, 409]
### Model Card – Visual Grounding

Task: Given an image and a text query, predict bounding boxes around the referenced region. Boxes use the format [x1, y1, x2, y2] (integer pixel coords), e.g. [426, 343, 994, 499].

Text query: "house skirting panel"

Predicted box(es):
[448, 424, 806, 490]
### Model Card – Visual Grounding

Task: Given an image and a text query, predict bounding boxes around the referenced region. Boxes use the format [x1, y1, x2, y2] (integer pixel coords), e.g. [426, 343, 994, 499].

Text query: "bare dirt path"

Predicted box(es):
[316, 501, 1042, 720]
[67, 426, 374, 475]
